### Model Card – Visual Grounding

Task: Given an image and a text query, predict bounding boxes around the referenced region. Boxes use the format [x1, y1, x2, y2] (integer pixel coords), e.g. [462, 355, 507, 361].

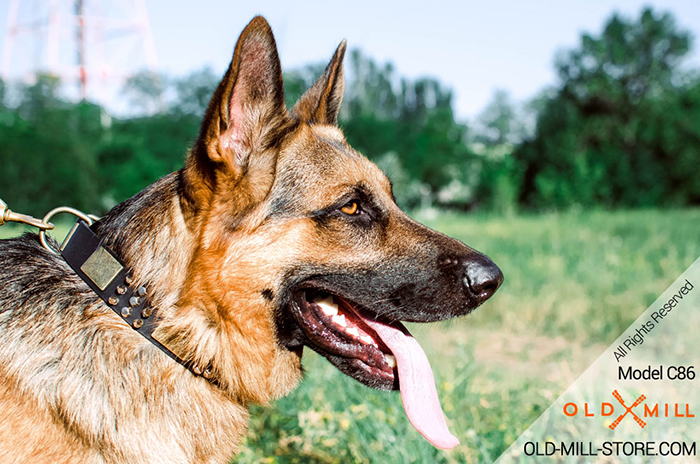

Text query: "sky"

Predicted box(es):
[1, 0, 700, 121]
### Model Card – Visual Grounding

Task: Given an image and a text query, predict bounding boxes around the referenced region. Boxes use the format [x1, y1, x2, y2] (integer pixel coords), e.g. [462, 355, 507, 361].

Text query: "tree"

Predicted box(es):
[557, 9, 690, 105]
[98, 69, 213, 204]
[515, 7, 698, 209]
[172, 67, 219, 117]
[0, 75, 103, 216]
[470, 90, 525, 214]
[122, 71, 167, 115]
[474, 89, 522, 146]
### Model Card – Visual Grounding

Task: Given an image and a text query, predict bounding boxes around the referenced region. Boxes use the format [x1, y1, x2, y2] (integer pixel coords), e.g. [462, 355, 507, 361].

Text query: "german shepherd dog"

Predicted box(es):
[0, 17, 502, 464]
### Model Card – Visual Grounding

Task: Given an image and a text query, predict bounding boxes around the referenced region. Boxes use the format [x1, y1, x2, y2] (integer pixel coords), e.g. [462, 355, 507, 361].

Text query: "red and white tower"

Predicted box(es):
[2, 0, 158, 105]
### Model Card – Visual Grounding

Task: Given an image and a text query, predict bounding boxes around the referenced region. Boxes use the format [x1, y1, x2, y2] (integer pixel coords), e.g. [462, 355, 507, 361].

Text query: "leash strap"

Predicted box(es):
[59, 220, 213, 380]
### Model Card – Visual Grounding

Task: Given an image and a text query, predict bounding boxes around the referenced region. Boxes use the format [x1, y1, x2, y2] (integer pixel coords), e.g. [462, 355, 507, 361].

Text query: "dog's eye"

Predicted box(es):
[340, 201, 359, 215]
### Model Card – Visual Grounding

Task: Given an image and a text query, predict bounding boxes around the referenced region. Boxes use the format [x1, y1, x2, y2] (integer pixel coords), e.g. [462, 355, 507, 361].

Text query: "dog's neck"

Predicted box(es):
[94, 171, 195, 307]
[91, 170, 303, 406]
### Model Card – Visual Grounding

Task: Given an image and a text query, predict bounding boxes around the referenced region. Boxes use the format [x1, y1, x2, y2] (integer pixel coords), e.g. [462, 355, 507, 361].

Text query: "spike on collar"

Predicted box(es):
[59, 220, 214, 382]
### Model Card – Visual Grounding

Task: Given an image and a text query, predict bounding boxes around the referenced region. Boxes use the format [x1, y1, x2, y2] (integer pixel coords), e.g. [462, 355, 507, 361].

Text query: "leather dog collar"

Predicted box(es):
[59, 220, 214, 381]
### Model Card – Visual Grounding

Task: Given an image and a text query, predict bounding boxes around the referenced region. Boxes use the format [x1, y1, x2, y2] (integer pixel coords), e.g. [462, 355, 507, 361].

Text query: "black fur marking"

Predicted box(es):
[261, 289, 274, 301]
[92, 173, 181, 268]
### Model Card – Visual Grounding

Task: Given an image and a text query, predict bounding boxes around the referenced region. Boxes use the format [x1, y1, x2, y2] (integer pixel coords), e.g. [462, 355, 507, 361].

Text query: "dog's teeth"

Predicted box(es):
[384, 354, 396, 368]
[360, 335, 375, 345]
[346, 326, 359, 337]
[331, 314, 347, 327]
[317, 301, 338, 316]
[313, 294, 335, 304]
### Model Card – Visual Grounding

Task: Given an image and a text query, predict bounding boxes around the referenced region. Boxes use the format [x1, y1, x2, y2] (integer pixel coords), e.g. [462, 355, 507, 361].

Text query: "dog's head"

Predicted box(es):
[178, 16, 502, 448]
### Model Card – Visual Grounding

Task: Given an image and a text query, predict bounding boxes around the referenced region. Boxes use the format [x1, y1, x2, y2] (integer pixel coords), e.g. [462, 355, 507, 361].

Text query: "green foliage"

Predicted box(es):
[515, 7, 700, 209]
[1, 51, 475, 214]
[0, 75, 102, 216]
[473, 148, 520, 215]
[474, 89, 523, 146]
[98, 112, 199, 204]
[97, 70, 211, 204]
[341, 50, 475, 207]
[0, 71, 208, 215]
[471, 90, 525, 214]
[172, 67, 219, 116]
[373, 152, 428, 209]
[1, 7, 699, 217]
[122, 70, 168, 114]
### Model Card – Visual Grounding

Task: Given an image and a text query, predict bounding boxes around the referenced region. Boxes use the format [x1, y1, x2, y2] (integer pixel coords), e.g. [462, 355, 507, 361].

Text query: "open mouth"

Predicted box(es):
[294, 290, 397, 386]
[291, 287, 460, 450]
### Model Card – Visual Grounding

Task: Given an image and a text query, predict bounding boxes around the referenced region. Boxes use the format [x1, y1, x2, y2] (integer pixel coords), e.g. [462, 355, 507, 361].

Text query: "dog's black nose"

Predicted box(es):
[462, 254, 503, 303]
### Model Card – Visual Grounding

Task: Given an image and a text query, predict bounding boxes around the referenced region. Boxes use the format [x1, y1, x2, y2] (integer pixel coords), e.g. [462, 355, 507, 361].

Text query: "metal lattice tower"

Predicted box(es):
[2, 0, 158, 105]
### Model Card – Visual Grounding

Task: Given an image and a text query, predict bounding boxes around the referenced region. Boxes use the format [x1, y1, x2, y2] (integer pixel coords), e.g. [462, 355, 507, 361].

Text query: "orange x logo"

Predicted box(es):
[609, 390, 646, 430]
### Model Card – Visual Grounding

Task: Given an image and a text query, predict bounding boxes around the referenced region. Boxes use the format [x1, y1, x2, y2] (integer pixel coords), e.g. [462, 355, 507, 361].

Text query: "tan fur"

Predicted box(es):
[0, 382, 95, 463]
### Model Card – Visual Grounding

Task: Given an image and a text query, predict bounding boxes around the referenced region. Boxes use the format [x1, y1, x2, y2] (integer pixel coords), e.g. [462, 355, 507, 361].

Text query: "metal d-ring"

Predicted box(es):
[39, 207, 96, 253]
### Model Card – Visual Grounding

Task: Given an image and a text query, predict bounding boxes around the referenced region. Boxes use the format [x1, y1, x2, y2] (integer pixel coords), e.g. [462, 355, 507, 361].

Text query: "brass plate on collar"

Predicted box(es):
[152, 325, 184, 358]
[80, 246, 123, 291]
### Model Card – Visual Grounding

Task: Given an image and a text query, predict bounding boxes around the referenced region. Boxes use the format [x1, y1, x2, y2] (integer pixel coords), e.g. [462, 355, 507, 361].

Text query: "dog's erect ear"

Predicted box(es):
[292, 40, 347, 125]
[194, 16, 288, 179]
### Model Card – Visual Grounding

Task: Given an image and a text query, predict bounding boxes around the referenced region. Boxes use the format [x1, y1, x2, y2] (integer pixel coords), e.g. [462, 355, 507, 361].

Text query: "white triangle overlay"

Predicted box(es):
[495, 257, 700, 463]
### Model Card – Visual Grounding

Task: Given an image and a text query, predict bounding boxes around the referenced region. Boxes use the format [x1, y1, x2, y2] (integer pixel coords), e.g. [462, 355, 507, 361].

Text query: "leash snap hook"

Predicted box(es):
[39, 207, 99, 253]
[0, 198, 56, 231]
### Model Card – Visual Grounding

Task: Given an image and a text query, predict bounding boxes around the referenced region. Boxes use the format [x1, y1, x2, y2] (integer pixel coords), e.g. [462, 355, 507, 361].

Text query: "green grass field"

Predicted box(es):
[2, 209, 698, 463]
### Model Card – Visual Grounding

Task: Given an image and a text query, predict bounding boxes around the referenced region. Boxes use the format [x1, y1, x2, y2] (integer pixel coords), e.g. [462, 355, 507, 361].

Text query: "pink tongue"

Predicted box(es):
[363, 319, 459, 450]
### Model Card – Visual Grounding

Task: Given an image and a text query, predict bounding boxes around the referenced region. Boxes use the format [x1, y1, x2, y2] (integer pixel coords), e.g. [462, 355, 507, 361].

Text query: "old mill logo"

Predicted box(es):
[609, 390, 646, 429]
[563, 390, 694, 429]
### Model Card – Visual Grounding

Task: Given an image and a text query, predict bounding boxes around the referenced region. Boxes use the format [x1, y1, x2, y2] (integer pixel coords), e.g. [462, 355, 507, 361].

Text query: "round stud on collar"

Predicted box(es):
[141, 306, 153, 318]
[138, 286, 147, 297]
[121, 307, 132, 318]
[132, 319, 143, 329]
[116, 285, 127, 295]
[129, 296, 140, 307]
[108, 296, 118, 306]
[193, 365, 203, 376]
